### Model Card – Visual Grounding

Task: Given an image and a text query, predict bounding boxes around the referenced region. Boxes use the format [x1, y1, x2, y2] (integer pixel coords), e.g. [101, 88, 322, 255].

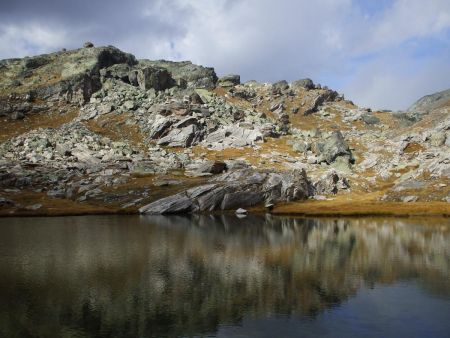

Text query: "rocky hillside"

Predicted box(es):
[0, 44, 448, 216]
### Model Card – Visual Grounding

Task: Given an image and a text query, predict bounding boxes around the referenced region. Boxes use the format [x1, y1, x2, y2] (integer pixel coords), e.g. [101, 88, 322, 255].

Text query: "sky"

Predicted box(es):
[1, 0, 450, 110]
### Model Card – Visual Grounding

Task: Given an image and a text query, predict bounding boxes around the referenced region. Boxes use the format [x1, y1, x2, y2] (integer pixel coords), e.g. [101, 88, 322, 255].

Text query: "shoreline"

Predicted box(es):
[271, 200, 450, 218]
[1, 201, 449, 218]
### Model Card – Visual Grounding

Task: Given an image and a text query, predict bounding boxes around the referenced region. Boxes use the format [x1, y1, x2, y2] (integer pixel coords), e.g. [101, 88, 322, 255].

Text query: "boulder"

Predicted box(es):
[221, 190, 264, 210]
[430, 131, 446, 147]
[315, 131, 353, 164]
[313, 170, 349, 195]
[203, 126, 263, 149]
[100, 63, 130, 83]
[136, 66, 175, 91]
[218, 74, 241, 87]
[140, 168, 312, 215]
[197, 186, 229, 211]
[303, 90, 339, 115]
[138, 60, 218, 89]
[157, 124, 201, 147]
[149, 116, 175, 139]
[291, 78, 314, 90]
[272, 80, 289, 92]
[236, 208, 248, 214]
[139, 192, 193, 214]
[279, 169, 310, 201]
[186, 160, 227, 176]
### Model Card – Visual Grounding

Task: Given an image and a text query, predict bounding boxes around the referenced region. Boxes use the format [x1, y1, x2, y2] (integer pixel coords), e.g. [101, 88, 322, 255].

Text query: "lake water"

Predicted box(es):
[0, 215, 449, 338]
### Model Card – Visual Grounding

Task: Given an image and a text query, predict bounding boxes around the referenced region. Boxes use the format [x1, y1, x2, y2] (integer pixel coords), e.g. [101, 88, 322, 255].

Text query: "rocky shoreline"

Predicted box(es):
[0, 43, 448, 216]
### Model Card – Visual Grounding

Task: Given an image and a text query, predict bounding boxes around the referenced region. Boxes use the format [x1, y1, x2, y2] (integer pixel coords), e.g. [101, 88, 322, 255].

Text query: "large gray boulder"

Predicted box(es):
[157, 124, 202, 147]
[272, 80, 289, 92]
[139, 192, 194, 214]
[313, 170, 349, 195]
[136, 66, 175, 91]
[138, 60, 218, 89]
[291, 78, 314, 90]
[303, 90, 339, 115]
[139, 184, 218, 214]
[221, 190, 264, 210]
[218, 74, 241, 87]
[313, 131, 353, 164]
[203, 126, 264, 149]
[186, 160, 227, 177]
[100, 63, 131, 82]
[140, 168, 312, 214]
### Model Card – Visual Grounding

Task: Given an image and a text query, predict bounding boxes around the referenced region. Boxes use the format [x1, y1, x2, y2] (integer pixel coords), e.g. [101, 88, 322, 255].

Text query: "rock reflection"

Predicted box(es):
[0, 215, 449, 337]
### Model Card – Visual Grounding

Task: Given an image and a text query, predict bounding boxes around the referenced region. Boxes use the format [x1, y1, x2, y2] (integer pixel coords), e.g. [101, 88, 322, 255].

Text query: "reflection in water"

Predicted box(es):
[0, 215, 449, 337]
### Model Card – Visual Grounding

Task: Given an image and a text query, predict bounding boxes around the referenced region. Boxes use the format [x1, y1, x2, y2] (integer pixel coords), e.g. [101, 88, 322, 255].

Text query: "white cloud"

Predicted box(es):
[0, 23, 68, 58]
[343, 49, 450, 110]
[357, 0, 450, 54]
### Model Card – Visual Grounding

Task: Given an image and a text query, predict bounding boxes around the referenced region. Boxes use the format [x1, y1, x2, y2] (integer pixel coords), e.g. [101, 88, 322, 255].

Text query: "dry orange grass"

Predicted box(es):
[0, 109, 78, 142]
[84, 112, 145, 149]
[0, 190, 122, 217]
[272, 198, 450, 217]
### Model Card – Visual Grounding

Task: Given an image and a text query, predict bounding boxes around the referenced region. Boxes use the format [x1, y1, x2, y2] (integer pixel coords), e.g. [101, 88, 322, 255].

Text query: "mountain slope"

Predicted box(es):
[0, 44, 448, 216]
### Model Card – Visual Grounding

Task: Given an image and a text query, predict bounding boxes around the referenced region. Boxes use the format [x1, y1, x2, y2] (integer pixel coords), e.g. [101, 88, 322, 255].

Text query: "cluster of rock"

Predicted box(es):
[0, 43, 448, 214]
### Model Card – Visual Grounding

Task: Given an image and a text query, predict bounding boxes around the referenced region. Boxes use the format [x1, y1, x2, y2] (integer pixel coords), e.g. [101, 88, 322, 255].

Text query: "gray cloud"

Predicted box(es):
[1, 0, 450, 110]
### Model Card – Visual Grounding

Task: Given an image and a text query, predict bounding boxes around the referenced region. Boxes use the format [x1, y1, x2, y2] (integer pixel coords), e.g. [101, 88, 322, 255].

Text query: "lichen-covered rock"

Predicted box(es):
[136, 66, 175, 91]
[313, 131, 353, 164]
[139, 60, 217, 89]
[157, 124, 202, 147]
[313, 170, 349, 195]
[303, 89, 339, 115]
[0, 45, 137, 110]
[218, 74, 240, 87]
[291, 78, 314, 90]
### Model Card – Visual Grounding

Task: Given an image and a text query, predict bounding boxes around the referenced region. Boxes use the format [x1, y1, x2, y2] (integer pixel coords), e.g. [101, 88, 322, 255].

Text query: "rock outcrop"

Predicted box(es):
[408, 88, 450, 119]
[139, 168, 311, 214]
[0, 44, 448, 215]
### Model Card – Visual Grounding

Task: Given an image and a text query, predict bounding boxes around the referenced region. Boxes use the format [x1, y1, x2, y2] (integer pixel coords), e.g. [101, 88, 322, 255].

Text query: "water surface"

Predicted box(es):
[0, 215, 449, 337]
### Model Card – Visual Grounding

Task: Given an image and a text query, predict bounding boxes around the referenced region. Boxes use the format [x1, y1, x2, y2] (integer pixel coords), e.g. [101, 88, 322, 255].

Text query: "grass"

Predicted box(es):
[272, 196, 450, 217]
[0, 190, 122, 217]
[84, 112, 145, 149]
[0, 108, 78, 142]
